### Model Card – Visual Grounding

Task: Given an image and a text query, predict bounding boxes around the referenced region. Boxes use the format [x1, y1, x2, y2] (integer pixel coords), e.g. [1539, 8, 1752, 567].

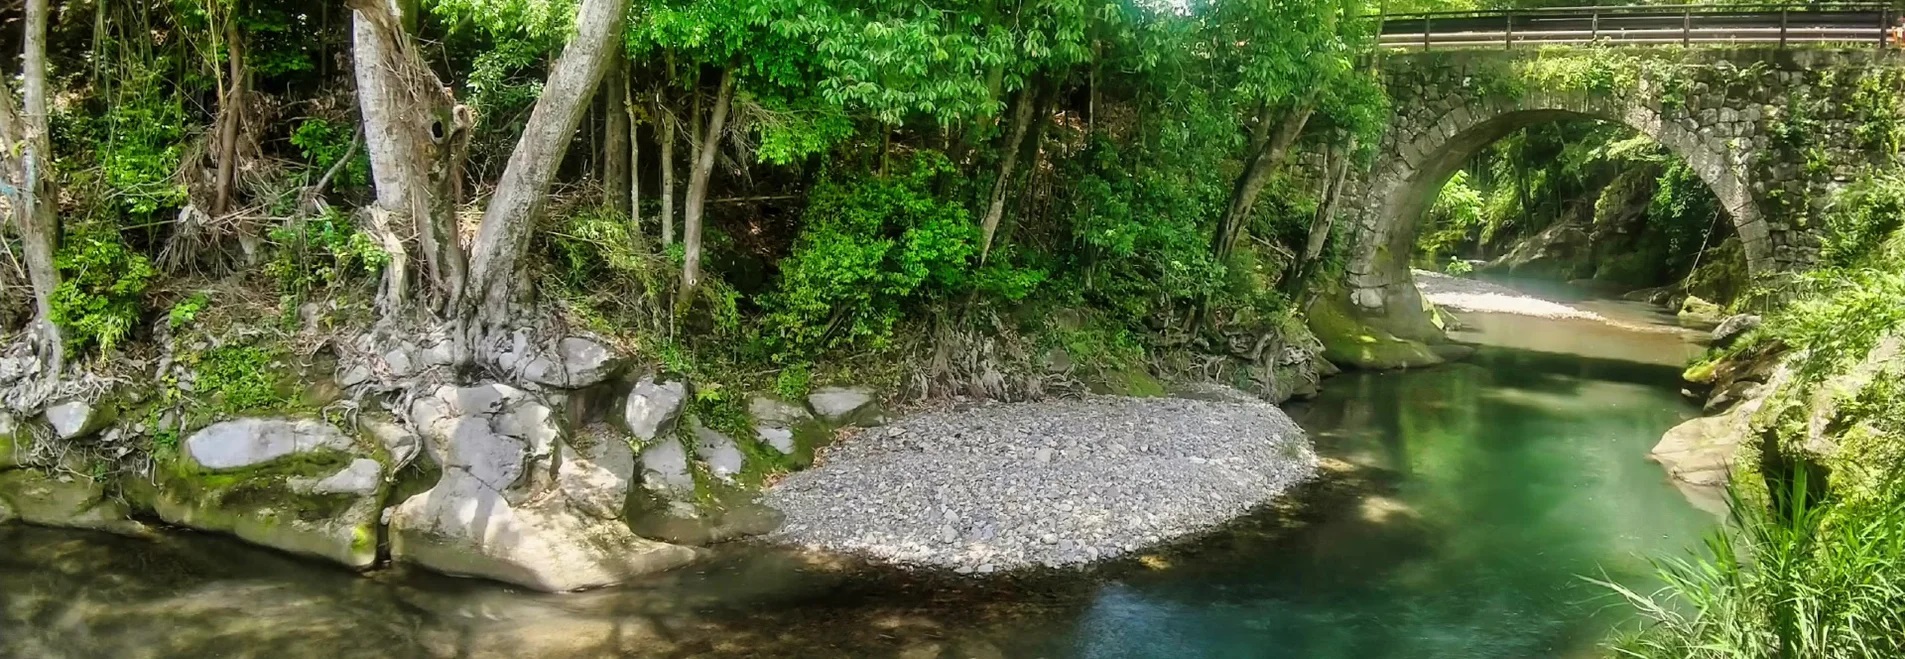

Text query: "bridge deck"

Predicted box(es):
[1378, 3, 1890, 50]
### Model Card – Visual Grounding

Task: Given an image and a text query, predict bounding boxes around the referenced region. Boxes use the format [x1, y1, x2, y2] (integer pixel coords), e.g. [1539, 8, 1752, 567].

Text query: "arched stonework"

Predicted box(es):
[1341, 48, 1885, 343]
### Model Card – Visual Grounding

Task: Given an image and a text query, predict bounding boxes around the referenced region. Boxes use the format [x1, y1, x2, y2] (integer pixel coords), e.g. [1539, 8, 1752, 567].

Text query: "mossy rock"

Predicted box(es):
[0, 469, 144, 535]
[1677, 295, 1725, 329]
[1307, 293, 1448, 370]
[136, 417, 393, 569]
[142, 453, 387, 569]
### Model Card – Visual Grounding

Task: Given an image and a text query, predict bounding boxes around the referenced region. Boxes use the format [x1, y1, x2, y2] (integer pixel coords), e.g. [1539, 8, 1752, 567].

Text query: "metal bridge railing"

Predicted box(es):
[1376, 3, 1892, 50]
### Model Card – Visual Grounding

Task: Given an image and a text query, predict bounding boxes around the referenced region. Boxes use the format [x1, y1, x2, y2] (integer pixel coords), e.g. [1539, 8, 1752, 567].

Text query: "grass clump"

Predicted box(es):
[1599, 477, 1905, 659]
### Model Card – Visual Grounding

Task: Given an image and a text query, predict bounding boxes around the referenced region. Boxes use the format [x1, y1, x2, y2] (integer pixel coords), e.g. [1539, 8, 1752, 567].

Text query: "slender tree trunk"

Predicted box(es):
[978, 85, 1036, 264]
[680, 67, 733, 292]
[602, 50, 630, 216]
[349, 0, 472, 314]
[659, 100, 676, 245]
[2, 0, 62, 372]
[1212, 100, 1316, 264]
[990, 81, 1059, 262]
[1286, 137, 1355, 296]
[465, 0, 631, 347]
[626, 78, 642, 242]
[211, 8, 245, 219]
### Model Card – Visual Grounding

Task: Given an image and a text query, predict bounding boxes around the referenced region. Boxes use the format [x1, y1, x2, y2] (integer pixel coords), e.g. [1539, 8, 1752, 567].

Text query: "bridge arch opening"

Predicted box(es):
[1350, 101, 1769, 342]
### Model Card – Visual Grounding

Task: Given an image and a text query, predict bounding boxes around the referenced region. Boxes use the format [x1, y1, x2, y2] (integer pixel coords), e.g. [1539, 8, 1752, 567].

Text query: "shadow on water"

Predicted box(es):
[0, 326, 1716, 658]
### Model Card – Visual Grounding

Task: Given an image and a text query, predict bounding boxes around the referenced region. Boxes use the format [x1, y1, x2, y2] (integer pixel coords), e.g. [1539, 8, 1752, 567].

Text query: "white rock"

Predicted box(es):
[759, 426, 797, 454]
[337, 364, 373, 387]
[640, 437, 696, 494]
[623, 376, 688, 441]
[44, 400, 106, 441]
[291, 458, 384, 496]
[807, 386, 879, 425]
[362, 419, 421, 470]
[690, 419, 746, 482]
[185, 418, 357, 471]
[518, 336, 623, 389]
[383, 349, 415, 377]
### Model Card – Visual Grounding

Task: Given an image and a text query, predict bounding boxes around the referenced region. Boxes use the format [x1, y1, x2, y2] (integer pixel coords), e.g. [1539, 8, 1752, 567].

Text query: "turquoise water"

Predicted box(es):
[0, 315, 1716, 659]
[1033, 344, 1717, 658]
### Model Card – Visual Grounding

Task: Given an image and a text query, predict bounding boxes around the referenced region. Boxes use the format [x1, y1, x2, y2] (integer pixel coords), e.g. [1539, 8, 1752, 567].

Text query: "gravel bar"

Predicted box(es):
[761, 394, 1315, 574]
[1414, 269, 1605, 321]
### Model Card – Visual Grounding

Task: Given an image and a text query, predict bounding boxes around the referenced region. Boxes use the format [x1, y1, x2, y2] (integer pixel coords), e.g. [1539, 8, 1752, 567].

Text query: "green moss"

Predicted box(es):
[1096, 368, 1166, 397]
[1307, 293, 1445, 370]
[350, 524, 376, 555]
[1682, 358, 1720, 384]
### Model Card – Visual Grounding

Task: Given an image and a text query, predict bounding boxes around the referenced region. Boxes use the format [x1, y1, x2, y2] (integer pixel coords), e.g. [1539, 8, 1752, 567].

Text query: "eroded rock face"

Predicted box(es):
[390, 383, 695, 592]
[155, 416, 387, 568]
[623, 376, 688, 442]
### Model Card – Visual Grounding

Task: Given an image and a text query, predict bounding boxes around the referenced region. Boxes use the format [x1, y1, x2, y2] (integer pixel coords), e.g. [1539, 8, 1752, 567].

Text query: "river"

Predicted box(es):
[0, 308, 1717, 658]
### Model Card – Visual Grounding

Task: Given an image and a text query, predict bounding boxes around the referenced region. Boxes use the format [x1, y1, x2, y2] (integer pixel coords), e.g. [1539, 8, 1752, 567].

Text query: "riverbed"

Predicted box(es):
[0, 301, 1717, 658]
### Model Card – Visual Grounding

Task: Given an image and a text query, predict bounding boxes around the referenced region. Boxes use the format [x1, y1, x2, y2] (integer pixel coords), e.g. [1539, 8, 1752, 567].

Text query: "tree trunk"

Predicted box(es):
[1286, 137, 1355, 297]
[211, 7, 245, 220]
[626, 80, 642, 242]
[602, 50, 630, 216]
[989, 80, 1059, 262]
[464, 0, 630, 346]
[978, 85, 1036, 264]
[659, 97, 676, 245]
[1212, 100, 1316, 264]
[349, 0, 473, 314]
[679, 67, 734, 293]
[1, 0, 62, 372]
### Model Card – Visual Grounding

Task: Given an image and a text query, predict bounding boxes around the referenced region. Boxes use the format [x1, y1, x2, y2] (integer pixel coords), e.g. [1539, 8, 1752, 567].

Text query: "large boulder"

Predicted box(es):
[148, 416, 388, 568]
[622, 376, 688, 441]
[389, 383, 695, 592]
[0, 469, 144, 534]
[807, 386, 883, 426]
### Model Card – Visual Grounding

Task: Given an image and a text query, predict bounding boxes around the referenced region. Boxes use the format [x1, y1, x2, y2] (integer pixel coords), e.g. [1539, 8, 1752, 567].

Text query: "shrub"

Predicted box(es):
[290, 117, 368, 189]
[51, 229, 157, 355]
[1769, 268, 1905, 379]
[760, 153, 976, 357]
[265, 208, 388, 295]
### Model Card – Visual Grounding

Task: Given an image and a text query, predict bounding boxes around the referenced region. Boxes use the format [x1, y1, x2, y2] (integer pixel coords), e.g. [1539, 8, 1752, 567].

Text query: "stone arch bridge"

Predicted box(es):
[1336, 47, 1898, 349]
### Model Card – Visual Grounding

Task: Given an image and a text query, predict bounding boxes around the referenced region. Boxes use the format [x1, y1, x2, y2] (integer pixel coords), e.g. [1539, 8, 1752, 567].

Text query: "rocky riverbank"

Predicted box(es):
[762, 392, 1316, 573]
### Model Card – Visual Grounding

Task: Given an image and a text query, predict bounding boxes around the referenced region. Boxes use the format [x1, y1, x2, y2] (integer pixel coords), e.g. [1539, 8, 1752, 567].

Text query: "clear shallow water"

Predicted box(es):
[0, 316, 1716, 659]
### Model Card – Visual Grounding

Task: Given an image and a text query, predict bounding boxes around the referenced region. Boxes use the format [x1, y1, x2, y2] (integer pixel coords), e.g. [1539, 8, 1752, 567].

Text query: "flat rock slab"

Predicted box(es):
[762, 394, 1315, 573]
[185, 418, 358, 471]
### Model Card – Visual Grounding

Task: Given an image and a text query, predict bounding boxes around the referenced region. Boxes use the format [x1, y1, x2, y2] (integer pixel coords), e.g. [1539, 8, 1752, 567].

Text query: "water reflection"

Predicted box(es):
[0, 320, 1714, 658]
